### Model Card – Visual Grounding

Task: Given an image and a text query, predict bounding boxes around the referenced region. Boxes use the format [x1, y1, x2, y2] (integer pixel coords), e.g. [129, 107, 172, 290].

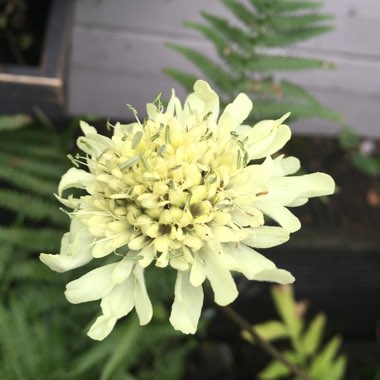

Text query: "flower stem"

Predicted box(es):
[218, 304, 312, 380]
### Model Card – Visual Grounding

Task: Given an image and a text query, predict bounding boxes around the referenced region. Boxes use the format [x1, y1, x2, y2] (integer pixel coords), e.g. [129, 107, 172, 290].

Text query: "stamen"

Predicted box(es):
[131, 131, 143, 149]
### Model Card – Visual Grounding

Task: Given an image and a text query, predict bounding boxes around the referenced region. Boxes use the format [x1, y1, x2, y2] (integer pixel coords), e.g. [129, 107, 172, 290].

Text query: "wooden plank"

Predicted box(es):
[68, 65, 380, 137]
[74, 0, 380, 58]
[70, 26, 380, 96]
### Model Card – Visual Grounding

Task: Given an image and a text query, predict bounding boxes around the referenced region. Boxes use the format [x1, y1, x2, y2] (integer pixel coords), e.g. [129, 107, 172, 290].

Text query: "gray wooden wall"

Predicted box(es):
[67, 0, 380, 137]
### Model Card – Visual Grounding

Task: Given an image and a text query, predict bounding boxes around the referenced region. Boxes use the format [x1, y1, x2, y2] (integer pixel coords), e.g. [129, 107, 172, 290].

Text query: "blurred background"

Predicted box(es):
[0, 1, 379, 379]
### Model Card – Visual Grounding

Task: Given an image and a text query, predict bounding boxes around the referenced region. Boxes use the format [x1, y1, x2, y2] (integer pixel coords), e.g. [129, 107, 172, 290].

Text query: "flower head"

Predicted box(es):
[40, 80, 335, 340]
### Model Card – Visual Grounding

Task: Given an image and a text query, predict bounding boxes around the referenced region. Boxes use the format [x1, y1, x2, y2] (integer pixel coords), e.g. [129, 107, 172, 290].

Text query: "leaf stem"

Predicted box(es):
[218, 304, 312, 380]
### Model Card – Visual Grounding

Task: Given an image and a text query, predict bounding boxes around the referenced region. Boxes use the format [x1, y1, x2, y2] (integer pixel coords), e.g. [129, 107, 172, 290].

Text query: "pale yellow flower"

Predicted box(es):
[40, 80, 335, 340]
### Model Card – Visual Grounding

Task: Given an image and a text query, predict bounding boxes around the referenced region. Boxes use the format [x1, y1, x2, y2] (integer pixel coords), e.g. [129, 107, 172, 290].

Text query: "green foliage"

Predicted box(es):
[242, 286, 347, 380]
[166, 0, 341, 123]
[0, 115, 193, 379]
[338, 127, 380, 177]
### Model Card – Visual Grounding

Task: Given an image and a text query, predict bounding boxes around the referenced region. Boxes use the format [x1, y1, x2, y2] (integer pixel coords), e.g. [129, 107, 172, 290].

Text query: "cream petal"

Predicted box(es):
[169, 270, 204, 334]
[133, 265, 153, 325]
[58, 168, 95, 197]
[92, 239, 115, 258]
[222, 243, 294, 284]
[65, 263, 117, 304]
[184, 80, 219, 122]
[87, 315, 117, 341]
[139, 245, 156, 268]
[40, 250, 92, 273]
[204, 247, 238, 306]
[79, 120, 97, 136]
[273, 156, 300, 177]
[242, 226, 290, 248]
[255, 202, 301, 233]
[223, 93, 252, 125]
[112, 259, 135, 284]
[268, 173, 335, 206]
[190, 255, 206, 287]
[253, 269, 295, 284]
[101, 278, 135, 317]
[211, 224, 248, 243]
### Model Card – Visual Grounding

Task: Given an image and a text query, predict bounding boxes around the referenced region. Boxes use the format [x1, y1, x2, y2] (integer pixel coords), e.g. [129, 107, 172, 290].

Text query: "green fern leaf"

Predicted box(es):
[0, 162, 57, 196]
[166, 43, 235, 93]
[0, 140, 63, 161]
[0, 189, 66, 226]
[269, 1, 323, 13]
[163, 69, 199, 93]
[201, 11, 255, 52]
[184, 21, 227, 54]
[0, 151, 66, 179]
[248, 54, 335, 71]
[221, 0, 258, 27]
[0, 226, 62, 251]
[268, 14, 333, 31]
[261, 26, 333, 46]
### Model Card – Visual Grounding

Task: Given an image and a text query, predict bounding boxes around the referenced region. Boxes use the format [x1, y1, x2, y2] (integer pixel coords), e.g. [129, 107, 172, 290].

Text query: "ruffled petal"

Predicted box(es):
[184, 80, 219, 122]
[242, 226, 290, 248]
[203, 245, 238, 306]
[254, 201, 301, 233]
[65, 263, 117, 304]
[170, 270, 204, 334]
[58, 167, 95, 197]
[133, 265, 153, 325]
[87, 315, 117, 341]
[190, 255, 206, 287]
[223, 93, 253, 125]
[222, 243, 294, 284]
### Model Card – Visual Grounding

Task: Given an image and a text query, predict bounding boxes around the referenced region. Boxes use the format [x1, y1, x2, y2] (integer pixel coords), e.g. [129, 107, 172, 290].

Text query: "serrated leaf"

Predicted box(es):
[271, 286, 302, 338]
[248, 54, 334, 72]
[352, 153, 380, 177]
[338, 127, 360, 150]
[309, 336, 342, 378]
[258, 351, 298, 380]
[302, 313, 326, 356]
[251, 320, 289, 342]
[221, 0, 258, 27]
[269, 1, 322, 13]
[267, 14, 334, 31]
[166, 43, 235, 93]
[0, 115, 32, 131]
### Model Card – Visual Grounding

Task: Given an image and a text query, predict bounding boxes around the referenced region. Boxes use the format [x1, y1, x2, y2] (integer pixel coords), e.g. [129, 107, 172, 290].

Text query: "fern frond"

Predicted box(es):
[261, 26, 333, 46]
[221, 0, 258, 27]
[0, 140, 64, 161]
[201, 11, 255, 52]
[184, 21, 227, 54]
[0, 162, 57, 196]
[0, 226, 62, 251]
[166, 43, 235, 93]
[248, 54, 334, 71]
[0, 189, 66, 226]
[251, 101, 342, 122]
[267, 14, 333, 31]
[163, 69, 199, 93]
[269, 1, 323, 13]
[0, 151, 66, 179]
[279, 80, 321, 105]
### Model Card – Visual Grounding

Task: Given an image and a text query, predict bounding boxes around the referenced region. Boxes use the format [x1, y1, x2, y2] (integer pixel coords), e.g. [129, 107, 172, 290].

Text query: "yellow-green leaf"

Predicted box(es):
[301, 313, 326, 356]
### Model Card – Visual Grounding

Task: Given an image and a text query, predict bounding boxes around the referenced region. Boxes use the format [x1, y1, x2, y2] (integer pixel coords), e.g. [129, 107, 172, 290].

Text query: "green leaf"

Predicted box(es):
[100, 317, 141, 380]
[328, 355, 347, 380]
[261, 26, 333, 47]
[251, 320, 288, 342]
[302, 313, 326, 356]
[352, 153, 380, 177]
[0, 226, 62, 251]
[221, 0, 258, 27]
[201, 11, 255, 52]
[0, 189, 66, 226]
[258, 351, 298, 379]
[0, 115, 32, 131]
[309, 336, 342, 378]
[271, 286, 302, 338]
[248, 54, 335, 72]
[269, 1, 323, 13]
[338, 127, 360, 149]
[267, 14, 334, 31]
[166, 43, 235, 93]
